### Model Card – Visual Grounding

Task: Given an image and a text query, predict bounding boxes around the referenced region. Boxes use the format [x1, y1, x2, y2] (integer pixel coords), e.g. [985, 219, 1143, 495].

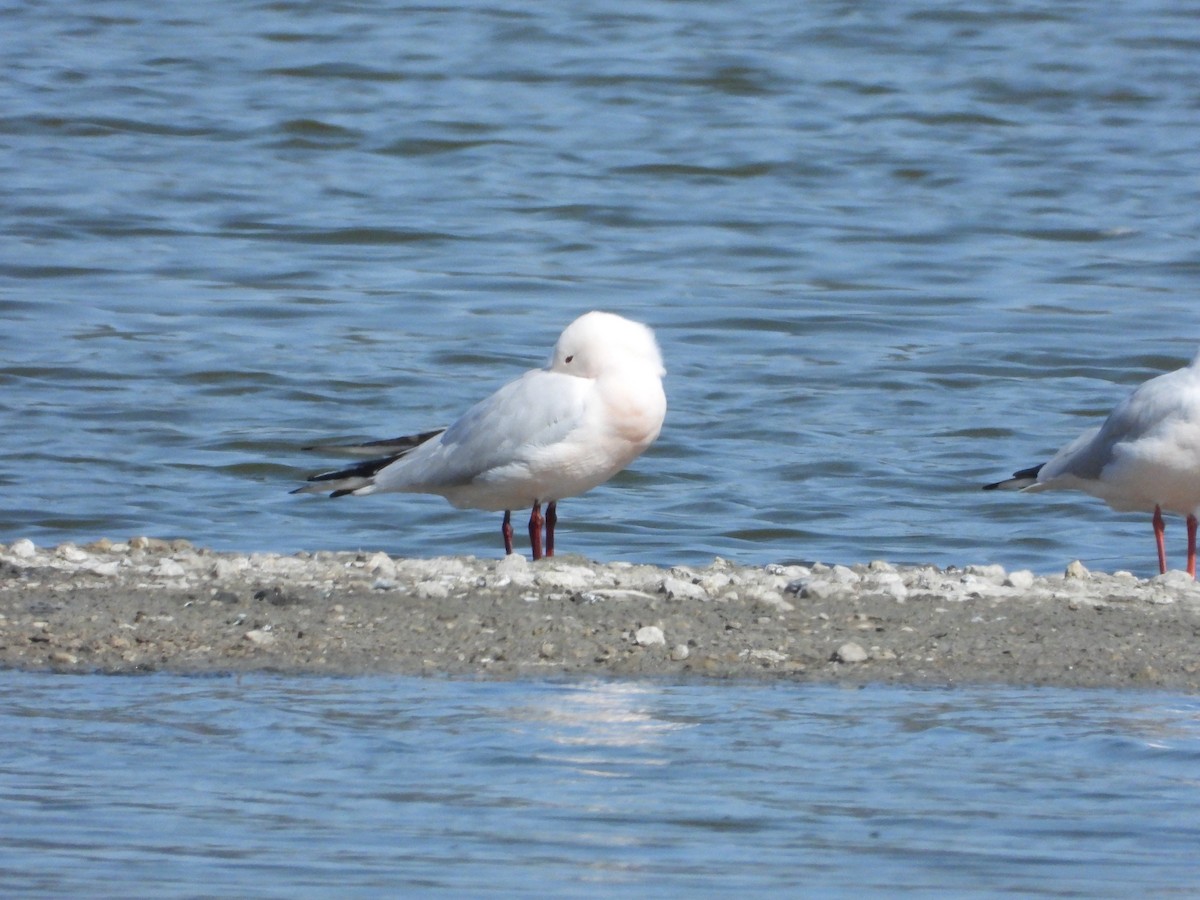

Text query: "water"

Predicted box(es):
[4, 2, 1200, 893]
[0, 671, 1197, 897]
[3, 0, 1199, 573]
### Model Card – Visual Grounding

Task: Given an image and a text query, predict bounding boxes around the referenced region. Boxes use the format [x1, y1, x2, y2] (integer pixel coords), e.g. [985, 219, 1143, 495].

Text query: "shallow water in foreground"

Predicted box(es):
[2, 671, 1198, 897]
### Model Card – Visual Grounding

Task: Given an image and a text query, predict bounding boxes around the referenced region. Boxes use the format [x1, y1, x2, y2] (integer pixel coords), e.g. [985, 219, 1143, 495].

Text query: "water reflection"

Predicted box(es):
[2, 673, 1200, 895]
[491, 682, 690, 785]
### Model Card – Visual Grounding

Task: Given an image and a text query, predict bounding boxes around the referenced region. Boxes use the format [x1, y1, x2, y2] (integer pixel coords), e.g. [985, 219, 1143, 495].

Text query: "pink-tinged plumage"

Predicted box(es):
[294, 311, 666, 559]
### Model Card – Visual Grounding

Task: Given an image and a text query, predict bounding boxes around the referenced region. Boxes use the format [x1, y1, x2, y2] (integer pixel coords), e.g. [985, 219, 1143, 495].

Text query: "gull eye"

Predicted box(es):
[564, 355, 574, 364]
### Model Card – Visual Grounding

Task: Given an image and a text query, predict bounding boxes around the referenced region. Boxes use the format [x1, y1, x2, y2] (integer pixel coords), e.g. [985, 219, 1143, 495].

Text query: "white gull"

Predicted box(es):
[294, 311, 667, 559]
[985, 349, 1200, 576]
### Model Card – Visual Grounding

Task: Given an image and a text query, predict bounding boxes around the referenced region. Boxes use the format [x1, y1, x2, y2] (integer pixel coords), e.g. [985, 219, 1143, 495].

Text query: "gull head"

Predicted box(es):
[549, 311, 665, 379]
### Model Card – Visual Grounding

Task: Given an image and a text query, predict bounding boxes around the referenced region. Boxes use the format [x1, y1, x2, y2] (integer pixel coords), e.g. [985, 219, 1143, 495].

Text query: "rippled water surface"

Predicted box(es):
[3, 0, 1199, 573]
[2, 672, 1199, 897]
[4, 6, 1200, 892]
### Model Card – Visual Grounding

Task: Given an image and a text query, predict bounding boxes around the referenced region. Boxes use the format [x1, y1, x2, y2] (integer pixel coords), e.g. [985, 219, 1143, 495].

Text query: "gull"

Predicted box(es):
[293, 311, 667, 559]
[984, 349, 1200, 576]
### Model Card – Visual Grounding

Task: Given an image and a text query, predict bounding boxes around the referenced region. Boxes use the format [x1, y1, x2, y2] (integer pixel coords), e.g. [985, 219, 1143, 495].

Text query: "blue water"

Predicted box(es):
[4, 1, 1200, 893]
[3, 0, 1200, 573]
[1, 672, 1199, 897]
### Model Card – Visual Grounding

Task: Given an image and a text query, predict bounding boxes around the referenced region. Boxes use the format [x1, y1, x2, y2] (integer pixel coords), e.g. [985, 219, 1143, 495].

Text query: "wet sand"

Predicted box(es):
[3, 537, 1200, 690]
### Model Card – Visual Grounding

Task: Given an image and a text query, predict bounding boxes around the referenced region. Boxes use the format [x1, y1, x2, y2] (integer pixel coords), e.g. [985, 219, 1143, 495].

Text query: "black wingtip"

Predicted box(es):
[306, 455, 400, 484]
[981, 463, 1044, 491]
[293, 429, 443, 496]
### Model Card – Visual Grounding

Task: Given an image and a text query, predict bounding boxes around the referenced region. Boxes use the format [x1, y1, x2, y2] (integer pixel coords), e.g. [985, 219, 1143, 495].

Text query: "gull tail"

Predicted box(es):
[292, 428, 445, 497]
[982, 463, 1043, 491]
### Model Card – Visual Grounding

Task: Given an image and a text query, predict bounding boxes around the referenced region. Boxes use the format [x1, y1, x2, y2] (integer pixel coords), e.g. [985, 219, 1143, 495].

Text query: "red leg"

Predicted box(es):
[528, 502, 543, 560]
[501, 510, 513, 555]
[545, 501, 557, 558]
[1188, 513, 1197, 579]
[1153, 505, 1167, 575]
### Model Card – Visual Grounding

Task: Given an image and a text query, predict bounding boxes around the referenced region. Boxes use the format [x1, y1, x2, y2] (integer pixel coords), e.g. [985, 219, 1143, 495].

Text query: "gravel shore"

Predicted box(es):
[3, 537, 1200, 690]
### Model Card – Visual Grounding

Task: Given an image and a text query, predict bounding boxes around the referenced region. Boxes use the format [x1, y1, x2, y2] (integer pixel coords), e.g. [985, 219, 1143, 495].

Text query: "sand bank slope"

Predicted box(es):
[3, 538, 1200, 689]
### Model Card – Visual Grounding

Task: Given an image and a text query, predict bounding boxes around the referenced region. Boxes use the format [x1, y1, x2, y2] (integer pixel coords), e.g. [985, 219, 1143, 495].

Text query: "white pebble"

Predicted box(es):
[699, 572, 733, 595]
[829, 565, 860, 584]
[1004, 570, 1035, 590]
[833, 642, 868, 663]
[155, 559, 187, 578]
[635, 625, 666, 646]
[661, 576, 708, 602]
[751, 590, 795, 612]
[56, 543, 89, 563]
[9, 539, 36, 559]
[801, 580, 846, 600]
[415, 581, 450, 600]
[534, 564, 595, 592]
[965, 564, 1007, 583]
[366, 551, 396, 579]
[495, 553, 528, 572]
[212, 557, 250, 579]
[492, 553, 535, 587]
[767, 564, 810, 579]
[869, 573, 908, 602]
[244, 629, 276, 646]
[1152, 570, 1198, 590]
[1064, 560, 1090, 579]
[579, 588, 657, 603]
